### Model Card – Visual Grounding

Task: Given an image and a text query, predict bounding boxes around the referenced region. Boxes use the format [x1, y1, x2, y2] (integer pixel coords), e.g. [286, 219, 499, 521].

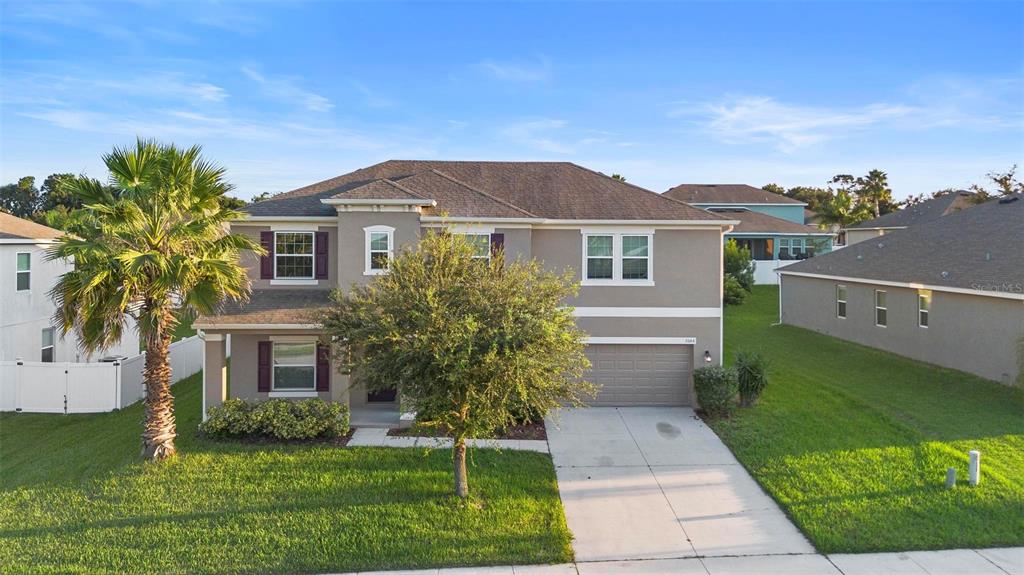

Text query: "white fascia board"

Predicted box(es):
[778, 270, 1024, 301]
[236, 216, 336, 223]
[586, 336, 698, 345]
[691, 202, 809, 207]
[728, 232, 835, 237]
[191, 323, 323, 330]
[0, 238, 58, 244]
[573, 307, 721, 318]
[420, 216, 541, 225]
[841, 226, 905, 232]
[321, 198, 436, 206]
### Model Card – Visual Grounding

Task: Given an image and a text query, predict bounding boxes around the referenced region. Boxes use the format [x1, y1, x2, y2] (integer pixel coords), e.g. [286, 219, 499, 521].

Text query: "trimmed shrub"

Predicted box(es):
[724, 239, 754, 292]
[693, 365, 738, 418]
[735, 351, 769, 407]
[723, 275, 747, 306]
[200, 398, 350, 441]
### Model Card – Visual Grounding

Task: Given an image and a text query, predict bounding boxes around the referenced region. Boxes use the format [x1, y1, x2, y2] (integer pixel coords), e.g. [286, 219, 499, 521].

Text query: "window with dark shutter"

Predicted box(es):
[259, 232, 274, 279]
[315, 231, 329, 279]
[490, 233, 504, 260]
[257, 341, 272, 392]
[316, 343, 330, 391]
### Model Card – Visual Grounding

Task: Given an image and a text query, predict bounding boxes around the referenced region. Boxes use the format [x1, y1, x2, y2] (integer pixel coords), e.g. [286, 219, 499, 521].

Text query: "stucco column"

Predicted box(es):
[202, 333, 227, 420]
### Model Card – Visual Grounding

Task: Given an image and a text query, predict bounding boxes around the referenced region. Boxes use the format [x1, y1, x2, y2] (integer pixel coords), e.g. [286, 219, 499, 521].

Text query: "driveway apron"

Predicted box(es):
[545, 407, 814, 562]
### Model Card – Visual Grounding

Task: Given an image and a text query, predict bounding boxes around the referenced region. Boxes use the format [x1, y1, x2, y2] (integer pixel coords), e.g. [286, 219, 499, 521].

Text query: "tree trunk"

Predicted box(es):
[141, 325, 176, 461]
[453, 439, 469, 498]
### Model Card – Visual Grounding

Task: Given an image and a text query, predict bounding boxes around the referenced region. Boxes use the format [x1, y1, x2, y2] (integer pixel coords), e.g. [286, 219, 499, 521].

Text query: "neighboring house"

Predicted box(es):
[194, 161, 736, 423]
[0, 212, 137, 363]
[845, 190, 976, 245]
[663, 184, 834, 284]
[779, 194, 1023, 385]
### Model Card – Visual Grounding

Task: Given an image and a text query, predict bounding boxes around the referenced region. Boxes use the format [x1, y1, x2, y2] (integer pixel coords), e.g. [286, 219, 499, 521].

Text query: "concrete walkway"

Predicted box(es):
[347, 427, 549, 452]
[546, 407, 812, 561]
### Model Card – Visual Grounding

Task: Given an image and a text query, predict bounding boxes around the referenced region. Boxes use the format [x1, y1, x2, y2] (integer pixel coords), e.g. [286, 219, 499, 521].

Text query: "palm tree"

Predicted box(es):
[49, 139, 260, 461]
[818, 188, 870, 231]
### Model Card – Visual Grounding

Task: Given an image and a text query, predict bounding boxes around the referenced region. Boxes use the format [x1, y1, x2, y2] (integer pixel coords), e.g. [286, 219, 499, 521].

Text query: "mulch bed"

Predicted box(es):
[387, 420, 547, 441]
[200, 427, 356, 447]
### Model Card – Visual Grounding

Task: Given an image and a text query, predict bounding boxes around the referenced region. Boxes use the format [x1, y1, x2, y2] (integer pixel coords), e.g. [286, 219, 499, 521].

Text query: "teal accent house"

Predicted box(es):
[663, 184, 835, 263]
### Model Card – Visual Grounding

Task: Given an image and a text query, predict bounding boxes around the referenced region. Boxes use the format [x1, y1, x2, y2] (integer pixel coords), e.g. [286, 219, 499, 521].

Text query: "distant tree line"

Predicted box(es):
[764, 165, 1022, 229]
[0, 172, 276, 229]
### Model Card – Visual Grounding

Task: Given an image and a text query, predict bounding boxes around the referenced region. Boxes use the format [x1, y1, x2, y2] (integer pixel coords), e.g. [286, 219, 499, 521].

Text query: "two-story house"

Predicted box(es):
[193, 161, 736, 424]
[0, 212, 137, 363]
[663, 184, 834, 284]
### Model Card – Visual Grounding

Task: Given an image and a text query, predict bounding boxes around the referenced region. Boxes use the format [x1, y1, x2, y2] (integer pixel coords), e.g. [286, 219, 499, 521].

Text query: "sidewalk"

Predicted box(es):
[329, 547, 1023, 574]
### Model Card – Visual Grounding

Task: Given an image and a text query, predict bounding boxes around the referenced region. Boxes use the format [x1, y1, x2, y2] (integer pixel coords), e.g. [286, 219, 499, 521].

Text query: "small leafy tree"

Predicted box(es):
[723, 275, 746, 306]
[322, 231, 595, 498]
[50, 139, 260, 461]
[694, 365, 738, 418]
[724, 239, 754, 292]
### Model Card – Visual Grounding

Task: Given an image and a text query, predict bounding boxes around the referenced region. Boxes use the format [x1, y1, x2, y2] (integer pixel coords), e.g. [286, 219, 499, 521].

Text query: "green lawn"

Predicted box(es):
[0, 375, 572, 575]
[714, 285, 1024, 553]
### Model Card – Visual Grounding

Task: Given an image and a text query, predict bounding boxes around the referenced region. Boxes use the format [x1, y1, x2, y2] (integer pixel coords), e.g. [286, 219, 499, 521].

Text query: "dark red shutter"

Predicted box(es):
[315, 343, 330, 392]
[257, 341, 271, 392]
[490, 233, 505, 259]
[314, 231, 329, 280]
[259, 232, 274, 279]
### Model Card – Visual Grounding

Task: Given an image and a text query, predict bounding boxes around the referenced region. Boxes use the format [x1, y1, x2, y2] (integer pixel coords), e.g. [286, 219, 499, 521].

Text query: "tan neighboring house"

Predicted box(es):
[845, 190, 977, 245]
[780, 194, 1023, 385]
[194, 161, 737, 424]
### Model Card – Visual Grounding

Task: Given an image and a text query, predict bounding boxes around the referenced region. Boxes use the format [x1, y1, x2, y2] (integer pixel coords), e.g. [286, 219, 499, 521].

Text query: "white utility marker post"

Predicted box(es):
[968, 450, 981, 487]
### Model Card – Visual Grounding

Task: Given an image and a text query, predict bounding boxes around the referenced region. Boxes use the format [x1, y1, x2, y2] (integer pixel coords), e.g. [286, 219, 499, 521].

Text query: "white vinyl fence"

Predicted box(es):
[0, 335, 203, 414]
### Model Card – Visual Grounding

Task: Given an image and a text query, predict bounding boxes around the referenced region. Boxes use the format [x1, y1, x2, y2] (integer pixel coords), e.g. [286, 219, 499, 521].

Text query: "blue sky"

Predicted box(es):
[1, 1, 1022, 201]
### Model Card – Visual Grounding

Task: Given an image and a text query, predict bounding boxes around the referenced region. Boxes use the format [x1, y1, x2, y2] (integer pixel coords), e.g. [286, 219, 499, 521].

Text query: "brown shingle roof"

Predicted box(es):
[710, 208, 831, 235]
[782, 195, 1024, 292]
[334, 179, 428, 201]
[194, 290, 332, 327]
[0, 212, 64, 241]
[664, 184, 805, 205]
[245, 160, 726, 222]
[848, 190, 977, 230]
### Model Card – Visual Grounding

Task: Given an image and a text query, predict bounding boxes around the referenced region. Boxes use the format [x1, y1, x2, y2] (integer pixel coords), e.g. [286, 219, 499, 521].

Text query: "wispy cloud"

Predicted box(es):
[241, 66, 333, 112]
[350, 80, 396, 108]
[499, 118, 573, 153]
[671, 96, 914, 152]
[478, 56, 551, 82]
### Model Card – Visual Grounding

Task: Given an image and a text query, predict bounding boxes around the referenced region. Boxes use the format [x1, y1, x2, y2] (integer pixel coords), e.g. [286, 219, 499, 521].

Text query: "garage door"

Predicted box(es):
[585, 344, 693, 406]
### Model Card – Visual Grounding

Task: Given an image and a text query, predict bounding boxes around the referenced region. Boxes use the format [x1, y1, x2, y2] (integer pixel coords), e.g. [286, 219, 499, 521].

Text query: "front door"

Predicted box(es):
[367, 388, 397, 403]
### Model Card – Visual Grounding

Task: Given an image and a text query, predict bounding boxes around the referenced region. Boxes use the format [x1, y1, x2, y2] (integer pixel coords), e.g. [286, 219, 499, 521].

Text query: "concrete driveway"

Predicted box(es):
[545, 407, 814, 562]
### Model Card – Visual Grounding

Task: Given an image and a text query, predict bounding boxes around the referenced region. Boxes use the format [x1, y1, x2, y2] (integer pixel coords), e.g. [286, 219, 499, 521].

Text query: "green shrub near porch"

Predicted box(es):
[200, 398, 350, 441]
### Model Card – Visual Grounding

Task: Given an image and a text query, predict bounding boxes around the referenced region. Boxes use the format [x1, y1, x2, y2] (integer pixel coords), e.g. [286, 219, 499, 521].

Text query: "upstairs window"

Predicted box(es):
[585, 235, 614, 280]
[875, 290, 887, 327]
[16, 252, 30, 291]
[462, 233, 491, 260]
[836, 285, 847, 318]
[918, 293, 930, 328]
[41, 328, 54, 362]
[364, 226, 395, 275]
[275, 232, 314, 279]
[582, 232, 653, 285]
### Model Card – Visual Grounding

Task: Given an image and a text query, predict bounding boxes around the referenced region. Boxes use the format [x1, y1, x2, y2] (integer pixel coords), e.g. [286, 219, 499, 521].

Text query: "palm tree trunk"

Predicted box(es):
[453, 439, 469, 498]
[141, 327, 176, 461]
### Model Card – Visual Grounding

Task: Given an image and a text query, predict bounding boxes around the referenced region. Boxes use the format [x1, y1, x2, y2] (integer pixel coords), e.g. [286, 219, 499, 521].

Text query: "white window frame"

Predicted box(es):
[918, 292, 930, 328]
[16, 252, 30, 291]
[836, 284, 847, 319]
[273, 231, 315, 280]
[875, 290, 887, 327]
[457, 232, 492, 261]
[270, 340, 317, 396]
[41, 327, 54, 363]
[364, 225, 395, 275]
[580, 231, 655, 286]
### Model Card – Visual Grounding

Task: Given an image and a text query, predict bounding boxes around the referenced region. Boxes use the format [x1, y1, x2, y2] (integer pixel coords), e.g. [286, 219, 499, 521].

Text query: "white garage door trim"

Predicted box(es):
[586, 342, 694, 407]
[586, 336, 697, 345]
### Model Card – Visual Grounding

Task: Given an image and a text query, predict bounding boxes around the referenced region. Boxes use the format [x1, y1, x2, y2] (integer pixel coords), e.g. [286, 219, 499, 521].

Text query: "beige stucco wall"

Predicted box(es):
[845, 228, 890, 246]
[531, 228, 722, 308]
[336, 211, 421, 290]
[780, 274, 1023, 384]
[236, 225, 338, 289]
